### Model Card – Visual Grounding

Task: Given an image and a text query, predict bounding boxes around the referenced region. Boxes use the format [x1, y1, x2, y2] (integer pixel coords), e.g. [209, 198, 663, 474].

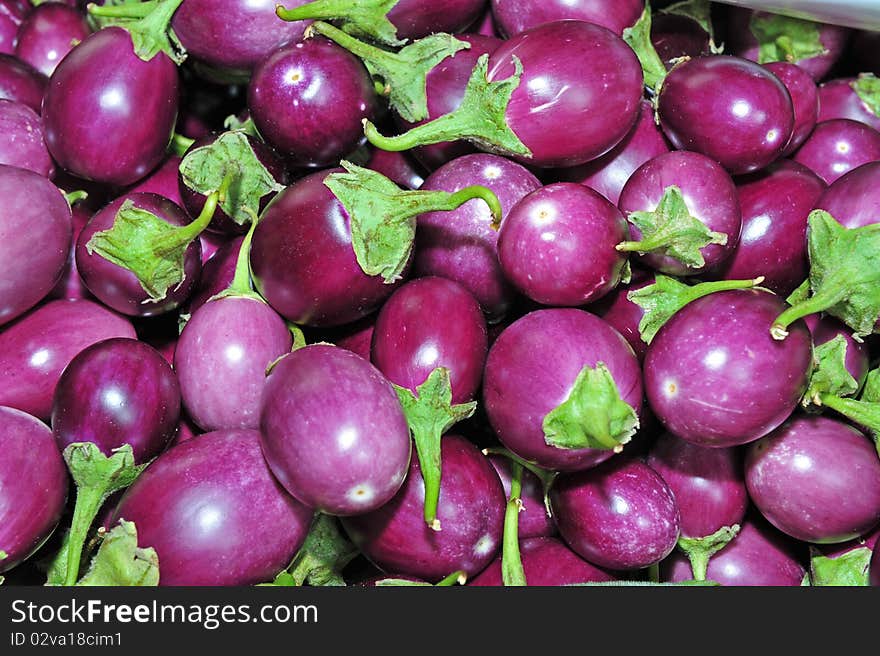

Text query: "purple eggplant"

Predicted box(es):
[555, 99, 671, 206]
[712, 160, 825, 296]
[470, 536, 613, 586]
[42, 27, 179, 186]
[341, 435, 505, 581]
[763, 61, 819, 156]
[0, 164, 71, 326]
[0, 299, 136, 421]
[0, 54, 46, 113]
[0, 0, 28, 55]
[112, 429, 314, 586]
[658, 55, 794, 175]
[0, 99, 52, 176]
[644, 289, 813, 447]
[498, 182, 629, 306]
[487, 455, 554, 539]
[48, 202, 93, 302]
[551, 458, 680, 571]
[483, 308, 643, 471]
[650, 10, 711, 68]
[746, 415, 880, 544]
[260, 344, 411, 515]
[129, 155, 184, 207]
[363, 147, 425, 191]
[372, 276, 487, 404]
[491, 0, 642, 37]
[617, 150, 741, 276]
[818, 77, 880, 132]
[590, 268, 654, 361]
[14, 2, 89, 77]
[76, 192, 202, 317]
[328, 315, 375, 362]
[413, 153, 540, 322]
[52, 337, 180, 463]
[185, 236, 243, 314]
[662, 517, 806, 586]
[792, 118, 880, 185]
[248, 38, 378, 168]
[814, 161, 880, 230]
[0, 406, 68, 573]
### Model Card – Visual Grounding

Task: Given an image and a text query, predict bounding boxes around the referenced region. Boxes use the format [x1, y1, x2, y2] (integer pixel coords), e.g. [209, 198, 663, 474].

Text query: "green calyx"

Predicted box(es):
[268, 515, 356, 587]
[818, 367, 880, 455]
[803, 334, 860, 408]
[622, 3, 667, 95]
[277, 0, 404, 47]
[677, 525, 740, 582]
[88, 0, 187, 64]
[616, 185, 728, 269]
[749, 12, 827, 65]
[324, 161, 502, 283]
[542, 363, 639, 452]
[806, 546, 873, 586]
[629, 274, 766, 345]
[852, 73, 880, 119]
[76, 520, 159, 586]
[771, 210, 880, 341]
[394, 367, 477, 531]
[308, 21, 469, 124]
[363, 53, 531, 159]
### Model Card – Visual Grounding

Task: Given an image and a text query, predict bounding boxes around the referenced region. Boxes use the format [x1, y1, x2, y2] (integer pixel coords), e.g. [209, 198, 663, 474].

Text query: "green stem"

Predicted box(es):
[677, 526, 741, 582]
[501, 462, 527, 587]
[617, 234, 678, 254]
[819, 394, 880, 450]
[276, 0, 342, 22]
[482, 447, 556, 519]
[364, 112, 463, 152]
[309, 20, 395, 67]
[154, 170, 232, 255]
[435, 570, 467, 586]
[170, 132, 195, 157]
[63, 488, 103, 586]
[87, 1, 157, 19]
[646, 563, 660, 583]
[64, 190, 89, 206]
[416, 425, 442, 532]
[227, 209, 260, 296]
[771, 285, 848, 340]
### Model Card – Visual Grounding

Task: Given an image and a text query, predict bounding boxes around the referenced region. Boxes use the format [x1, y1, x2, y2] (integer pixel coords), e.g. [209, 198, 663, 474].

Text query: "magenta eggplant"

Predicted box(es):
[112, 429, 314, 586]
[818, 78, 880, 132]
[185, 236, 243, 314]
[745, 415, 880, 544]
[52, 338, 180, 463]
[0, 165, 71, 326]
[763, 62, 818, 156]
[0, 406, 68, 573]
[0, 99, 52, 176]
[792, 119, 880, 185]
[650, 12, 711, 67]
[814, 161, 880, 229]
[363, 148, 424, 191]
[644, 290, 813, 447]
[550, 458, 680, 571]
[14, 2, 89, 77]
[129, 155, 184, 206]
[590, 268, 654, 361]
[0, 54, 46, 113]
[491, 0, 642, 37]
[386, 0, 487, 40]
[48, 202, 93, 302]
[487, 455, 554, 540]
[0, 0, 28, 56]
[340, 435, 505, 581]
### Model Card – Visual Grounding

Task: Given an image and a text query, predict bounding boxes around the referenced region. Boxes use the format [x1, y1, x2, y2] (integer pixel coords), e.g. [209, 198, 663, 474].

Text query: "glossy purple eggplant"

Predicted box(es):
[555, 100, 670, 206]
[763, 62, 819, 156]
[487, 455, 554, 539]
[260, 344, 411, 515]
[0, 406, 68, 573]
[818, 78, 880, 132]
[248, 38, 377, 168]
[250, 169, 405, 327]
[363, 147, 424, 191]
[483, 308, 643, 471]
[129, 155, 183, 207]
[658, 56, 794, 174]
[0, 0, 28, 55]
[650, 11, 711, 68]
[48, 202, 93, 302]
[371, 276, 487, 404]
[14, 2, 89, 77]
[647, 433, 748, 538]
[328, 315, 375, 362]
[644, 290, 813, 447]
[76, 192, 202, 317]
[42, 27, 179, 186]
[52, 338, 180, 463]
[185, 236, 242, 314]
[713, 160, 825, 295]
[551, 458, 680, 571]
[112, 429, 314, 586]
[498, 182, 628, 306]
[746, 415, 880, 544]
[491, 0, 642, 37]
[814, 161, 880, 230]
[414, 153, 541, 322]
[792, 118, 880, 185]
[618, 150, 741, 276]
[386, 0, 487, 40]
[0, 54, 46, 113]
[470, 536, 613, 586]
[590, 268, 654, 361]
[806, 314, 870, 387]
[662, 518, 806, 586]
[0, 164, 70, 326]
[172, 0, 307, 74]
[175, 297, 292, 432]
[0, 299, 136, 420]
[341, 435, 505, 581]
[0, 99, 52, 176]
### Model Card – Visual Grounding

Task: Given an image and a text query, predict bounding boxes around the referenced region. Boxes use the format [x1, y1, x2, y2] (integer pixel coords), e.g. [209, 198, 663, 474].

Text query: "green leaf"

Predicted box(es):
[852, 73, 880, 119]
[223, 114, 260, 138]
[76, 521, 159, 586]
[749, 12, 827, 65]
[542, 363, 639, 452]
[628, 274, 765, 345]
[617, 185, 729, 269]
[803, 334, 859, 407]
[861, 368, 880, 403]
[325, 161, 501, 283]
[364, 53, 531, 160]
[501, 462, 527, 587]
[677, 525, 740, 582]
[771, 210, 880, 340]
[179, 131, 283, 226]
[89, 0, 187, 64]
[310, 21, 469, 123]
[394, 367, 477, 530]
[281, 515, 356, 587]
[808, 547, 872, 586]
[819, 366, 880, 454]
[277, 0, 405, 47]
[622, 4, 666, 94]
[659, 0, 716, 43]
